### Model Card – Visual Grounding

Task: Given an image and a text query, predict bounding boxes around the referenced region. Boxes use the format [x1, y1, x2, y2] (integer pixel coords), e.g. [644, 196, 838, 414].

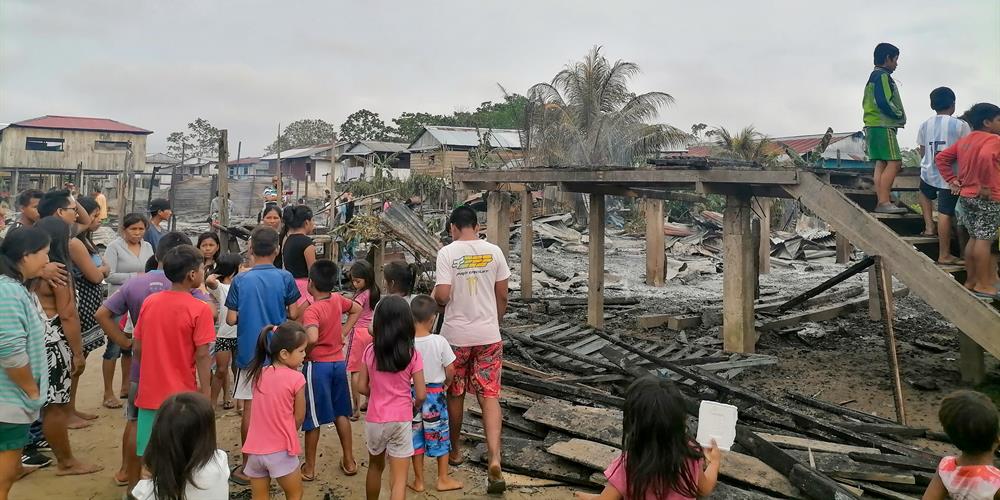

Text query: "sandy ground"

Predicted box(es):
[14, 364, 578, 499]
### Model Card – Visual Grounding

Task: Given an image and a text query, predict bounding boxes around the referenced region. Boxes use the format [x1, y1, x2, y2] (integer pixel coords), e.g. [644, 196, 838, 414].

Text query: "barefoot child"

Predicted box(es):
[408, 295, 462, 492]
[300, 260, 362, 481]
[346, 260, 379, 420]
[132, 392, 229, 499]
[575, 377, 721, 500]
[358, 296, 426, 500]
[242, 322, 308, 500]
[922, 390, 1000, 499]
[133, 245, 215, 457]
[206, 253, 241, 410]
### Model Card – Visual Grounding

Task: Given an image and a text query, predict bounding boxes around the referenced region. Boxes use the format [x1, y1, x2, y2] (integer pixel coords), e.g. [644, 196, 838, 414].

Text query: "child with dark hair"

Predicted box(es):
[144, 199, 172, 250]
[922, 390, 1000, 499]
[916, 87, 971, 265]
[863, 42, 908, 214]
[408, 294, 460, 493]
[132, 392, 229, 500]
[357, 295, 426, 500]
[280, 205, 317, 307]
[12, 189, 44, 229]
[346, 260, 380, 420]
[225, 226, 300, 485]
[300, 259, 361, 481]
[383, 260, 416, 303]
[576, 377, 720, 500]
[133, 245, 215, 458]
[206, 253, 242, 411]
[935, 103, 1000, 300]
[242, 322, 307, 500]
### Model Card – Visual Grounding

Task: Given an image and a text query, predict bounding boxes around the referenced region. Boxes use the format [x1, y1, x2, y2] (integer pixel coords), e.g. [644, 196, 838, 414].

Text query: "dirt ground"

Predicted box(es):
[13, 364, 579, 499]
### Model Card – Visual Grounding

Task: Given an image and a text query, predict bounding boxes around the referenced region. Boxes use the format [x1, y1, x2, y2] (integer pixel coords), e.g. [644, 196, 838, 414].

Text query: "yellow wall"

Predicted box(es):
[0, 126, 148, 172]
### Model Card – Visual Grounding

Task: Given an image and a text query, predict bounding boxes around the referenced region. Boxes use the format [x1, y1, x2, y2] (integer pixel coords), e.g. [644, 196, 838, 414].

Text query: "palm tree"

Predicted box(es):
[707, 126, 779, 166]
[523, 46, 689, 167]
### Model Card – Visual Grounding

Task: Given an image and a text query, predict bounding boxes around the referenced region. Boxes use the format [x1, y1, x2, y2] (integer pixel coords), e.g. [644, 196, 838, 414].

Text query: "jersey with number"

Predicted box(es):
[918, 115, 971, 189]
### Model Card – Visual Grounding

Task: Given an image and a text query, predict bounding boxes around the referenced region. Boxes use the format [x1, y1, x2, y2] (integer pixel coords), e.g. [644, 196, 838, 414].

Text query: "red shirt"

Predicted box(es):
[134, 290, 216, 409]
[302, 294, 356, 362]
[936, 131, 1000, 201]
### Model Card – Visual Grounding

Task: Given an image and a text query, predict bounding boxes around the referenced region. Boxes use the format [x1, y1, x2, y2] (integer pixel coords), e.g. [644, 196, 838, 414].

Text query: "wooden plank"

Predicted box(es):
[380, 204, 443, 261]
[959, 333, 985, 384]
[784, 391, 899, 425]
[759, 287, 909, 331]
[473, 438, 599, 487]
[788, 451, 915, 485]
[757, 432, 881, 455]
[588, 193, 605, 328]
[504, 473, 567, 488]
[216, 130, 230, 250]
[546, 439, 618, 471]
[837, 423, 926, 439]
[558, 182, 709, 203]
[455, 167, 800, 186]
[874, 256, 907, 425]
[723, 194, 756, 353]
[846, 452, 937, 473]
[645, 198, 666, 286]
[638, 313, 702, 330]
[503, 371, 625, 408]
[784, 173, 1000, 369]
[851, 481, 920, 500]
[754, 198, 772, 274]
[521, 191, 533, 299]
[523, 398, 622, 447]
[836, 232, 853, 264]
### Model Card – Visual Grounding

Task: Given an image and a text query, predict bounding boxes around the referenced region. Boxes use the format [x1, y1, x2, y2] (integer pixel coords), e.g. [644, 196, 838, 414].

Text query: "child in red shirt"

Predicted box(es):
[133, 245, 215, 457]
[936, 103, 1000, 299]
[242, 322, 307, 500]
[300, 260, 362, 481]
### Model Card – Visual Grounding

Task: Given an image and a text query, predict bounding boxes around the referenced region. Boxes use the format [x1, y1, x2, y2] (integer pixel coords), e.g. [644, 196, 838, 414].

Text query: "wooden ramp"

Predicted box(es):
[784, 172, 1000, 379]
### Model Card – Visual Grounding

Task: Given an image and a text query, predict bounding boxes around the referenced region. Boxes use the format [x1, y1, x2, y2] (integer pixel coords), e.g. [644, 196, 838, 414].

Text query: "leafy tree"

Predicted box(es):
[339, 109, 390, 142]
[708, 125, 780, 166]
[165, 131, 194, 160]
[265, 119, 338, 154]
[166, 118, 220, 159]
[389, 112, 454, 143]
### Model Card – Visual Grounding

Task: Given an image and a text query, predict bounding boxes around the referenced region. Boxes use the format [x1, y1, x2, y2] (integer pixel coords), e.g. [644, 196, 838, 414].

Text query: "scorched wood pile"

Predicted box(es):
[474, 321, 949, 499]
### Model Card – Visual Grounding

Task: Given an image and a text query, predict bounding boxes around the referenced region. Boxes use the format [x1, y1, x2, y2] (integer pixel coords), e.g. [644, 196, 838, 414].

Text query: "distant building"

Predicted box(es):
[682, 131, 868, 169]
[261, 144, 335, 182]
[227, 157, 268, 179]
[338, 140, 411, 180]
[0, 115, 152, 191]
[407, 126, 523, 179]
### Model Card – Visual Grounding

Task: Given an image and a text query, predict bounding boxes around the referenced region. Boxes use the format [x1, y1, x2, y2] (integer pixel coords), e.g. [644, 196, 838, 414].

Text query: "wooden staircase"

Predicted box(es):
[783, 172, 999, 382]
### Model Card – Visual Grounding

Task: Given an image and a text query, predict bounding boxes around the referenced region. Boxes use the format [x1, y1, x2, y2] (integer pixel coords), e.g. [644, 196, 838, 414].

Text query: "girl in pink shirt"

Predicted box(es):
[242, 322, 307, 500]
[358, 296, 426, 500]
[576, 377, 721, 500]
[345, 260, 380, 420]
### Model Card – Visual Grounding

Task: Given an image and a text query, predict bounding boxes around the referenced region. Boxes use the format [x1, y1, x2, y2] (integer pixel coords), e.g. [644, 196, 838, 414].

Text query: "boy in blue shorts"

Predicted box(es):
[300, 259, 362, 480]
[225, 226, 300, 484]
[408, 295, 462, 492]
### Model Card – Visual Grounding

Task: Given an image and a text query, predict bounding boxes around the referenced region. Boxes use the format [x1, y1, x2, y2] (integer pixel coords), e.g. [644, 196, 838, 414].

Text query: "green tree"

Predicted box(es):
[167, 118, 220, 159]
[266, 119, 337, 154]
[524, 46, 689, 167]
[339, 109, 390, 142]
[707, 126, 779, 165]
[165, 131, 194, 160]
[389, 112, 454, 143]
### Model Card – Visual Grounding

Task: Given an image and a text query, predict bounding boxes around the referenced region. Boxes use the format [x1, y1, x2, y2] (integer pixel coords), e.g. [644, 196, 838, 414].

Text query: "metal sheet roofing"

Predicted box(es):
[342, 141, 410, 156]
[410, 126, 522, 150]
[684, 131, 860, 157]
[145, 153, 180, 164]
[12, 115, 152, 134]
[260, 144, 333, 160]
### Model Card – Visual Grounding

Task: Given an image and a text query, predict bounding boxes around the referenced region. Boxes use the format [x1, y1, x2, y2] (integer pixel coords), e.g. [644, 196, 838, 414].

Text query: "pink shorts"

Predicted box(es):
[294, 278, 313, 307]
[244, 451, 299, 479]
[346, 326, 372, 373]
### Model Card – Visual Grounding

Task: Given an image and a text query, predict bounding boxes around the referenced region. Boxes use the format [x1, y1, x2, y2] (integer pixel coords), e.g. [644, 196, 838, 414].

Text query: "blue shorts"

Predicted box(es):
[412, 384, 451, 458]
[302, 360, 352, 431]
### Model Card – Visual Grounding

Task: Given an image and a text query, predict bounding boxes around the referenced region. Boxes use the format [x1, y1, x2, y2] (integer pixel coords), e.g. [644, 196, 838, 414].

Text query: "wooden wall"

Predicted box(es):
[0, 127, 148, 172]
[410, 149, 470, 179]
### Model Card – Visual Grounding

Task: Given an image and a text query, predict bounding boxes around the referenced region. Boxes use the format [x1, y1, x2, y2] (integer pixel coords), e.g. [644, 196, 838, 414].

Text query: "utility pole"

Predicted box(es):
[217, 130, 230, 250]
[275, 123, 282, 206]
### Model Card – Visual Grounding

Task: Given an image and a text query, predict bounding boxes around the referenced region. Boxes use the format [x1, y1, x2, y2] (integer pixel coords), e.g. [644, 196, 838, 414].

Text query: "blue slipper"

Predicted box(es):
[972, 291, 1000, 301]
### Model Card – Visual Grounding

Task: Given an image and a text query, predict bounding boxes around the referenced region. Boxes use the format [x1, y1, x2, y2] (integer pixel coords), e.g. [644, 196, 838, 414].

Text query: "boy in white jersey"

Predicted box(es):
[916, 87, 971, 265]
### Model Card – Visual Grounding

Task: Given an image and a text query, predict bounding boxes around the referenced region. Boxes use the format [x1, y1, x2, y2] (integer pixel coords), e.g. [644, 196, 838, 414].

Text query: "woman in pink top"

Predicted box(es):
[345, 260, 379, 420]
[242, 322, 307, 500]
[357, 296, 426, 500]
[575, 377, 721, 500]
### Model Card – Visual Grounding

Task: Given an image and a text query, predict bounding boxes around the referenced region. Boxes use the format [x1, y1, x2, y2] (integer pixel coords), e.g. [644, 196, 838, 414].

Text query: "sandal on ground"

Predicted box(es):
[222, 400, 235, 410]
[102, 398, 123, 409]
[228, 466, 249, 486]
[486, 476, 507, 495]
[919, 231, 936, 237]
[937, 258, 965, 266]
[300, 463, 315, 482]
[973, 290, 1000, 301]
[340, 459, 358, 476]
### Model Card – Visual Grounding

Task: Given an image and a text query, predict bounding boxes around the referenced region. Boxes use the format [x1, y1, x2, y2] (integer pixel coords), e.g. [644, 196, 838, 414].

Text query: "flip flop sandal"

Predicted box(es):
[340, 459, 359, 476]
[300, 464, 315, 482]
[222, 401, 235, 410]
[486, 476, 507, 494]
[228, 466, 249, 486]
[973, 291, 1000, 301]
[102, 399, 123, 409]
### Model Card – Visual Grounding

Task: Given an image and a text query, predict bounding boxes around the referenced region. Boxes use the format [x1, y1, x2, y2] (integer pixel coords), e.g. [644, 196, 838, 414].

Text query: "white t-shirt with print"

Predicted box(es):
[132, 449, 229, 499]
[210, 283, 237, 339]
[414, 334, 457, 384]
[435, 239, 511, 347]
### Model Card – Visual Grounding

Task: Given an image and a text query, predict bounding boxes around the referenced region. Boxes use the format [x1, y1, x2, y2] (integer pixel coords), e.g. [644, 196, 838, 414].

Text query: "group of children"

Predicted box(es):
[865, 42, 1000, 300]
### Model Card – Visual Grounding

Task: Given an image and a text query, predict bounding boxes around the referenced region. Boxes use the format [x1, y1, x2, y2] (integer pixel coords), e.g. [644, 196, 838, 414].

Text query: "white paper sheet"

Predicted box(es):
[696, 400, 738, 451]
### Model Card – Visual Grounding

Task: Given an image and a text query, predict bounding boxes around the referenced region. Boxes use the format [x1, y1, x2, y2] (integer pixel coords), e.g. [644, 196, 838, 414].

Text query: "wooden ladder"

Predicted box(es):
[783, 172, 999, 383]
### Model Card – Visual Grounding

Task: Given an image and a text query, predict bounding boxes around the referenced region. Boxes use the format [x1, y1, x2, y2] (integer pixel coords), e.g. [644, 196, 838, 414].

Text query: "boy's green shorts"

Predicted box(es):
[865, 127, 902, 162]
[0, 423, 30, 451]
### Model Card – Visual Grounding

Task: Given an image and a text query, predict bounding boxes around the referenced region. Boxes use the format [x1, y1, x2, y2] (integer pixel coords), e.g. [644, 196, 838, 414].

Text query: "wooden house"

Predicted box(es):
[338, 140, 410, 180]
[407, 125, 522, 179]
[261, 144, 335, 182]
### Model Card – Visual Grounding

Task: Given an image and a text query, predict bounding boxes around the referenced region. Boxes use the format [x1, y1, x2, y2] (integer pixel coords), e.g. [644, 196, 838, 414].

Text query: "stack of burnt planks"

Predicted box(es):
[477, 322, 947, 499]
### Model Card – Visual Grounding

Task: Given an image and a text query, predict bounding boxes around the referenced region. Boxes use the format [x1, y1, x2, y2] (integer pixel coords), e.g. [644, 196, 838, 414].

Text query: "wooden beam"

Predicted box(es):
[756, 432, 881, 455]
[723, 194, 755, 353]
[874, 257, 907, 425]
[644, 199, 665, 286]
[373, 240, 385, 290]
[959, 334, 985, 384]
[783, 173, 1000, 377]
[754, 198, 772, 274]
[217, 130, 230, 251]
[486, 191, 511, 256]
[588, 193, 605, 328]
[836, 232, 853, 264]
[521, 191, 533, 300]
[455, 167, 799, 186]
[557, 182, 708, 203]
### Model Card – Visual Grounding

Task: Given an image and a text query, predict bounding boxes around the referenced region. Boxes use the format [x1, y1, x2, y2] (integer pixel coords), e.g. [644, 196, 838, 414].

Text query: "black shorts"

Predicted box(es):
[919, 180, 959, 217]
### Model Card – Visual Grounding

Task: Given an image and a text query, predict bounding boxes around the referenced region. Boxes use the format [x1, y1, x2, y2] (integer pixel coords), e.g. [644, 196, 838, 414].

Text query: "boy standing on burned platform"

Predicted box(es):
[863, 42, 908, 214]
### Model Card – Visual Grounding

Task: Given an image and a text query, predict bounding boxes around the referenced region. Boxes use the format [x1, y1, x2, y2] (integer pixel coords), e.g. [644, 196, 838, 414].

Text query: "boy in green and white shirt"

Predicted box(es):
[862, 42, 907, 214]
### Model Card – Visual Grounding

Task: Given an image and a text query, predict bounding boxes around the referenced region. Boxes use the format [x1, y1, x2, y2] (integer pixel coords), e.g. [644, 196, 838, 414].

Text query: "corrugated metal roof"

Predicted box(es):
[342, 141, 410, 156]
[145, 153, 179, 164]
[13, 115, 152, 134]
[410, 126, 522, 150]
[228, 157, 262, 165]
[685, 131, 860, 157]
[260, 144, 333, 160]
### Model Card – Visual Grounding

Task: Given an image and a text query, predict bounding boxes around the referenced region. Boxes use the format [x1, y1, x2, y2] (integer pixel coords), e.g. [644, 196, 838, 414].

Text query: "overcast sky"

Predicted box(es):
[2, 0, 998, 157]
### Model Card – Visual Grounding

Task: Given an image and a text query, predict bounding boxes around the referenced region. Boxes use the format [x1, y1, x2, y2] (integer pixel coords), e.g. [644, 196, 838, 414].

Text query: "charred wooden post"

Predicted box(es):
[754, 197, 772, 274]
[836, 232, 853, 264]
[486, 191, 511, 256]
[723, 194, 755, 353]
[521, 191, 534, 299]
[644, 198, 665, 286]
[587, 193, 605, 328]
[873, 256, 906, 425]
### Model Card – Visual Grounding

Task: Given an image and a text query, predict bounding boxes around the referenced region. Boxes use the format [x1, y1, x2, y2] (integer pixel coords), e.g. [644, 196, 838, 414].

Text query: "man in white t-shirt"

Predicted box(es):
[916, 86, 971, 265]
[432, 205, 510, 493]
